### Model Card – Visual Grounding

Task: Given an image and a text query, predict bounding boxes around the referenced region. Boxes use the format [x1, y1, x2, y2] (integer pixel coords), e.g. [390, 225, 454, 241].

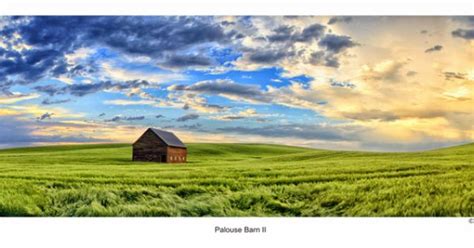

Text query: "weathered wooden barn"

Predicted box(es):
[132, 128, 187, 163]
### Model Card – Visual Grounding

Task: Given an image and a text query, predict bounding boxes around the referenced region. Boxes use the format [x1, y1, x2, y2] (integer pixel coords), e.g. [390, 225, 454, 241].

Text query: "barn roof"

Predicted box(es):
[149, 128, 186, 148]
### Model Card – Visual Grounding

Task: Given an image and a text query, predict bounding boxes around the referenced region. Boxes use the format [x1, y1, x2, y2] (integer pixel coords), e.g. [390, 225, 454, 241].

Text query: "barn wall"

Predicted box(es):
[166, 147, 187, 163]
[133, 129, 168, 162]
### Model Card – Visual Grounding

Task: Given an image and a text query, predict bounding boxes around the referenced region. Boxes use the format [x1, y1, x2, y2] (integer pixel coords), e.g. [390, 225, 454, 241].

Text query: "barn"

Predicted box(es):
[132, 128, 187, 163]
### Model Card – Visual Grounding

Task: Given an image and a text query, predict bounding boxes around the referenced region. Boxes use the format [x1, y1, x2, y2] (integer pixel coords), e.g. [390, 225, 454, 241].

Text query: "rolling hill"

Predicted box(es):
[0, 143, 472, 216]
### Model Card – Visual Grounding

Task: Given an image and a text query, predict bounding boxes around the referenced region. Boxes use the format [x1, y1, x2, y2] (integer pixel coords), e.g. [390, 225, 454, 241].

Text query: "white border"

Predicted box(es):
[0, 1, 473, 247]
[0, 0, 473, 15]
[0, 217, 473, 248]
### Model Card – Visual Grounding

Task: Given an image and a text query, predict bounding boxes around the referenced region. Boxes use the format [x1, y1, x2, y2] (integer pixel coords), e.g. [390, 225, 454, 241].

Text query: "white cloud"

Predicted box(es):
[57, 76, 75, 85]
[360, 59, 409, 82]
[0, 93, 39, 104]
[271, 78, 283, 83]
[238, 108, 257, 116]
[104, 99, 160, 106]
[101, 62, 186, 83]
[65, 47, 95, 64]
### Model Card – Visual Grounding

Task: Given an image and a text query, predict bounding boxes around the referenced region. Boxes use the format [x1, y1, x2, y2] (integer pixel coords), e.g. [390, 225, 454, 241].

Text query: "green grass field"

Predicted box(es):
[0, 143, 472, 217]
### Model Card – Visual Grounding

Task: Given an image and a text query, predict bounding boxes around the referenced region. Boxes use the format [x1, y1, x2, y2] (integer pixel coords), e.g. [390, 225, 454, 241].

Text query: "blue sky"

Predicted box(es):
[0, 16, 473, 151]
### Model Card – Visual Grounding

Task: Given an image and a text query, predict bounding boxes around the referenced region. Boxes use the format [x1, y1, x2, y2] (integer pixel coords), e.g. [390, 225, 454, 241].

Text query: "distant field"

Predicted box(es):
[0, 143, 472, 216]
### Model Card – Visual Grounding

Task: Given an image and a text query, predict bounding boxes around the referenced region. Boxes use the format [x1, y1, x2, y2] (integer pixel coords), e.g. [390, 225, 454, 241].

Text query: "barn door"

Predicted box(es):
[161, 155, 167, 162]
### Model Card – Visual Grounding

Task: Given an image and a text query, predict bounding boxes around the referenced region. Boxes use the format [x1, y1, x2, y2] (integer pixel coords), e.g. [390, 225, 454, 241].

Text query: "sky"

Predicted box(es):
[0, 16, 472, 151]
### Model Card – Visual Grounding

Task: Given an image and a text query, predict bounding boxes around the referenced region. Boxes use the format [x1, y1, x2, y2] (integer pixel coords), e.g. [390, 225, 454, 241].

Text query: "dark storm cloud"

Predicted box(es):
[318, 34, 358, 53]
[0, 17, 87, 87]
[66, 82, 113, 97]
[66, 79, 149, 97]
[0, 81, 16, 95]
[267, 24, 326, 43]
[107, 80, 150, 91]
[179, 123, 202, 130]
[327, 17, 353, 25]
[310, 51, 340, 68]
[451, 29, 474, 40]
[158, 54, 213, 69]
[309, 34, 358, 68]
[406, 71, 418, 77]
[0, 16, 230, 91]
[294, 24, 326, 42]
[217, 123, 362, 141]
[41, 98, 71, 105]
[33, 85, 64, 96]
[34, 80, 150, 97]
[330, 80, 356, 89]
[125, 116, 145, 121]
[425, 45, 443, 53]
[86, 17, 229, 56]
[0, 46, 68, 86]
[204, 103, 226, 110]
[248, 50, 293, 64]
[168, 79, 271, 103]
[250, 23, 326, 65]
[105, 115, 145, 122]
[267, 25, 295, 42]
[37, 112, 54, 121]
[2, 80, 34, 95]
[322, 56, 339, 68]
[68, 64, 99, 77]
[221, 116, 246, 120]
[105, 116, 121, 122]
[176, 114, 199, 122]
[220, 20, 235, 26]
[443, 72, 467, 81]
[233, 33, 245, 39]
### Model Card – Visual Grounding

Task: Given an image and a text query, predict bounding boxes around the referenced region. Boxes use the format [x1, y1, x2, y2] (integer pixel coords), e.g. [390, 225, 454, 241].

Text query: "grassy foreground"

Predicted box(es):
[0, 143, 472, 217]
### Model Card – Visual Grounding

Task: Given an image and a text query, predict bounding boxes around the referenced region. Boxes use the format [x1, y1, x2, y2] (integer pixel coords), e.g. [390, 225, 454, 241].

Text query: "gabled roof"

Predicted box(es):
[149, 128, 186, 148]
